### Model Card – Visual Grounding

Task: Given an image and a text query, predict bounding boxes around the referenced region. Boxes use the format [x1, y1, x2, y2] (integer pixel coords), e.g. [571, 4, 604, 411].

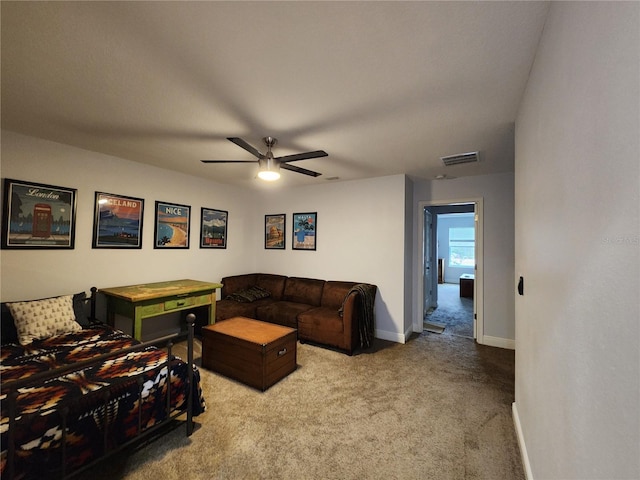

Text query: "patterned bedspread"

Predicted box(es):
[0, 326, 206, 478]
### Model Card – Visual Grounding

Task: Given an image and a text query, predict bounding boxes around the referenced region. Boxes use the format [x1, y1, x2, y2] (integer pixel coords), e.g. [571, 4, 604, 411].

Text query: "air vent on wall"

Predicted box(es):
[441, 151, 479, 166]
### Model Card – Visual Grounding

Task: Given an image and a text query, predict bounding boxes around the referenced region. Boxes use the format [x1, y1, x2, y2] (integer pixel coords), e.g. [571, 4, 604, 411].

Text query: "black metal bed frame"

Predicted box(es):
[1, 288, 197, 479]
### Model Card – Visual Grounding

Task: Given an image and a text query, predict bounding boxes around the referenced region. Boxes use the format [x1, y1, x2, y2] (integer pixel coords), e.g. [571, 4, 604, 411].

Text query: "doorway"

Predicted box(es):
[424, 209, 475, 337]
[416, 198, 484, 343]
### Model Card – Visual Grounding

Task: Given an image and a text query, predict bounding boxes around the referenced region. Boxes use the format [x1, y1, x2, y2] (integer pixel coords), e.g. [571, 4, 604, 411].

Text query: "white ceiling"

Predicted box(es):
[1, 1, 549, 190]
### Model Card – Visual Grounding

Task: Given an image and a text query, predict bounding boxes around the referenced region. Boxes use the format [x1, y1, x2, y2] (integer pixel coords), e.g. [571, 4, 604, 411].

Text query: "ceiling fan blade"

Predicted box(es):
[227, 137, 263, 159]
[280, 163, 322, 177]
[276, 150, 328, 163]
[201, 160, 256, 163]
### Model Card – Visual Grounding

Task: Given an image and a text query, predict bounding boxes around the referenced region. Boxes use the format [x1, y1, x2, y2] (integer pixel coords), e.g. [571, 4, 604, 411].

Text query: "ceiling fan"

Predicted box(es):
[202, 137, 328, 181]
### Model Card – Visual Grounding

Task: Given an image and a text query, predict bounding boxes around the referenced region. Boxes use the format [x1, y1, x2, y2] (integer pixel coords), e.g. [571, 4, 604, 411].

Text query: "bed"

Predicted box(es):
[0, 288, 206, 479]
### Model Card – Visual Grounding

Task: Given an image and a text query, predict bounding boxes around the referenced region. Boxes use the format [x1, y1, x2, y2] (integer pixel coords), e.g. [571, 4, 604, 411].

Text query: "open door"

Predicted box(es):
[473, 207, 479, 338]
[423, 209, 433, 313]
[415, 198, 483, 344]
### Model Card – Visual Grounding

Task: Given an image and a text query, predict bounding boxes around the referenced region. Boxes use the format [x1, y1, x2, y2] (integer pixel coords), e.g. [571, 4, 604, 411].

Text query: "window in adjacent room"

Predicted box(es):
[448, 227, 475, 267]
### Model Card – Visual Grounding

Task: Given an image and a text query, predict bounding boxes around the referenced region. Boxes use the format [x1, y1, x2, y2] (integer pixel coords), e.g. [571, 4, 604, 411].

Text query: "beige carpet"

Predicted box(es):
[83, 332, 524, 480]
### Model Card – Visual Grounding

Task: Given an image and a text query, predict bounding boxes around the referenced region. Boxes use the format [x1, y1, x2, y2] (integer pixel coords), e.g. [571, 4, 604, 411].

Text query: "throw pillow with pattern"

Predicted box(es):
[7, 295, 82, 345]
[225, 285, 271, 303]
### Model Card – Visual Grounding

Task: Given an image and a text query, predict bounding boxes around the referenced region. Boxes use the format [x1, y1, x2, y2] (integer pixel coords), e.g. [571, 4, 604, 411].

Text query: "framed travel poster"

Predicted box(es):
[92, 192, 144, 248]
[292, 212, 317, 250]
[1, 178, 77, 249]
[265, 213, 286, 249]
[200, 207, 228, 248]
[154, 201, 190, 248]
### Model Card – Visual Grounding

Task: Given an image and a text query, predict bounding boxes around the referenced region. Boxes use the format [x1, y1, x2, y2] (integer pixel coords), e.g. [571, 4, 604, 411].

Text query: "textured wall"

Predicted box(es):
[514, 2, 640, 478]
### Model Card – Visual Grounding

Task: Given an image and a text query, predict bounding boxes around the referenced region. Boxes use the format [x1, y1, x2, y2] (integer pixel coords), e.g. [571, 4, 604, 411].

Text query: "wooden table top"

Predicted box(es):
[99, 279, 223, 302]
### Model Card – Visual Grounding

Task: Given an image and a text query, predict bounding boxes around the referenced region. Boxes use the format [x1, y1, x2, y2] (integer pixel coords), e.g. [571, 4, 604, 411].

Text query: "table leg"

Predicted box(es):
[133, 308, 143, 340]
[209, 299, 216, 325]
[106, 299, 116, 328]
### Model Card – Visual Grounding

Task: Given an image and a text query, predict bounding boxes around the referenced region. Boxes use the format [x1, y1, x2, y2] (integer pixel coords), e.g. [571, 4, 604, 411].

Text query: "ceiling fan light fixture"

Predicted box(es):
[258, 169, 280, 181]
[257, 155, 281, 181]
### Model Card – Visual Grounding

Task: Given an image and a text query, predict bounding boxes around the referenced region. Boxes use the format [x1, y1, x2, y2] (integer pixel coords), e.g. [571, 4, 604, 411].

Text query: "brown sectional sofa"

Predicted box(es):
[215, 273, 376, 355]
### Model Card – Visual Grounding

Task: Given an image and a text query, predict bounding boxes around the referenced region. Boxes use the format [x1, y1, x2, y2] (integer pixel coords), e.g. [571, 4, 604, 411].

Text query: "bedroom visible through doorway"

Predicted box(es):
[420, 202, 481, 340]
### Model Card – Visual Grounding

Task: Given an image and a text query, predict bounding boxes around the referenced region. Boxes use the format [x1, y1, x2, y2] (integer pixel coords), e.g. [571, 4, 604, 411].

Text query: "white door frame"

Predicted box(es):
[423, 209, 433, 315]
[415, 197, 484, 344]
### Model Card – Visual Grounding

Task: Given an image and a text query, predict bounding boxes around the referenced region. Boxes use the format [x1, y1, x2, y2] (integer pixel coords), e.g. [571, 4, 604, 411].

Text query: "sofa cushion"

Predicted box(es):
[321, 281, 357, 309]
[216, 297, 275, 322]
[298, 307, 349, 352]
[283, 277, 325, 306]
[298, 307, 345, 334]
[220, 274, 258, 298]
[255, 274, 287, 301]
[255, 301, 313, 329]
[215, 299, 256, 321]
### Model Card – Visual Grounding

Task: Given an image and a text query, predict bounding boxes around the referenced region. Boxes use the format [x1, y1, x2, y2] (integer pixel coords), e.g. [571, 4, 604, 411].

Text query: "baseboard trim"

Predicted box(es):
[375, 328, 406, 344]
[512, 402, 533, 480]
[375, 331, 516, 348]
[481, 335, 515, 350]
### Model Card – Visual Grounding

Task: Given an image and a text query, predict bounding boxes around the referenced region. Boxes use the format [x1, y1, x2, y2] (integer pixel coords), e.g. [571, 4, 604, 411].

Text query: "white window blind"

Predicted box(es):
[448, 227, 475, 267]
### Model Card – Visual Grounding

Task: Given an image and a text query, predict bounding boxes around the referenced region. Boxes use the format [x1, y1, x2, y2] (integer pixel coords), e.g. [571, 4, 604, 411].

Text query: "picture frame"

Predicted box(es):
[265, 213, 286, 249]
[154, 201, 191, 248]
[92, 192, 144, 249]
[200, 207, 228, 248]
[292, 212, 317, 250]
[1, 178, 77, 249]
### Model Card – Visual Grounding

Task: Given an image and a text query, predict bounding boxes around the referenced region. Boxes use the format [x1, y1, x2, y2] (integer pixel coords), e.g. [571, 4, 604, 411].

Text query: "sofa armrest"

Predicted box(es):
[298, 288, 359, 354]
[339, 290, 358, 322]
[341, 291, 360, 352]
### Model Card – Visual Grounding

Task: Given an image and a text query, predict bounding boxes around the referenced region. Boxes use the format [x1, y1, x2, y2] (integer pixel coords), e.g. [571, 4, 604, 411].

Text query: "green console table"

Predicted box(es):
[100, 279, 223, 341]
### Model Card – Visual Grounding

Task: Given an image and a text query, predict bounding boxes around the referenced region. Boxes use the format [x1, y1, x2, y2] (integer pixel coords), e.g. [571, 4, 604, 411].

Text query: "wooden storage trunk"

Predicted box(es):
[459, 274, 475, 298]
[202, 317, 297, 391]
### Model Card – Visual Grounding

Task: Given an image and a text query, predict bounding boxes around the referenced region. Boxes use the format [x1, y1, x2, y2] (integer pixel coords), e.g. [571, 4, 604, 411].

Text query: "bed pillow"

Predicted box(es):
[1, 292, 88, 344]
[7, 294, 82, 345]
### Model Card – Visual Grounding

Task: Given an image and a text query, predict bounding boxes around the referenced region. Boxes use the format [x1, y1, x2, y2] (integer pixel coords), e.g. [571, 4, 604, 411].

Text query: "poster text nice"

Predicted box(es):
[154, 201, 191, 249]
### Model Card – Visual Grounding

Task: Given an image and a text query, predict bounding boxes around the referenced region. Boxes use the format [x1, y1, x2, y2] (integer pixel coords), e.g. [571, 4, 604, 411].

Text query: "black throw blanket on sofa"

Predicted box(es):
[340, 283, 377, 349]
